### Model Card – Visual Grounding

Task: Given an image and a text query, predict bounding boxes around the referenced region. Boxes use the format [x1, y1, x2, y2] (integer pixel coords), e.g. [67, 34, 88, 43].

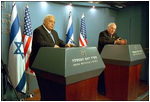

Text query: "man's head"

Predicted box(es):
[43, 14, 55, 31]
[107, 22, 117, 35]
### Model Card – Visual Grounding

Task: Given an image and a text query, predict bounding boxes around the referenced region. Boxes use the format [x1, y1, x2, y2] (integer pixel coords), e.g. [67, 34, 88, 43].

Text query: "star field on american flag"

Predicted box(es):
[23, 7, 32, 37]
[80, 17, 87, 39]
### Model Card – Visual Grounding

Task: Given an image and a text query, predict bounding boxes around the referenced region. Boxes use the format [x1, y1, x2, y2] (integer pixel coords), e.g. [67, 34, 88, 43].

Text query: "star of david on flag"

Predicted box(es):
[14, 41, 24, 59]
[8, 2, 27, 93]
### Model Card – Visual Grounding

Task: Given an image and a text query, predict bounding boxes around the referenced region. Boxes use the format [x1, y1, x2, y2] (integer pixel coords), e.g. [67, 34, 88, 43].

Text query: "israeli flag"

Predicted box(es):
[8, 2, 26, 93]
[66, 11, 74, 45]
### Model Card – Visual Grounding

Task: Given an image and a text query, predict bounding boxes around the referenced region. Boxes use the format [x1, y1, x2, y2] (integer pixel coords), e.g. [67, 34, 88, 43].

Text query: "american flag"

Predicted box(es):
[79, 13, 87, 46]
[23, 4, 34, 76]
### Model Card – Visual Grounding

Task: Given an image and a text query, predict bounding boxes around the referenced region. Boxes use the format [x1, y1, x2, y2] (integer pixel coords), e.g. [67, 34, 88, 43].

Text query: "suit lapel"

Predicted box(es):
[43, 27, 54, 41]
[47, 32, 54, 43]
[106, 31, 112, 39]
[112, 35, 115, 39]
[51, 30, 57, 44]
[41, 26, 56, 44]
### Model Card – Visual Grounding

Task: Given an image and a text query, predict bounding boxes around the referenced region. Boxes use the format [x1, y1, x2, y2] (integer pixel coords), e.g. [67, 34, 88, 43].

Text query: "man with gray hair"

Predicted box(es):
[30, 14, 74, 68]
[98, 22, 127, 53]
[97, 22, 127, 95]
[29, 14, 74, 100]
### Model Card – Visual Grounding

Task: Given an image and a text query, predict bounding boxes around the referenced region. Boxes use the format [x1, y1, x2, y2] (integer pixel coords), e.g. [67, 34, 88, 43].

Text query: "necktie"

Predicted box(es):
[50, 32, 55, 43]
[110, 35, 112, 38]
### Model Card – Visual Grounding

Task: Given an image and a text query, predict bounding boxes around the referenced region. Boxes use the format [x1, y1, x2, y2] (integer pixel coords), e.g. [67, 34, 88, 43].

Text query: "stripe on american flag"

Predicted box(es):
[23, 4, 35, 76]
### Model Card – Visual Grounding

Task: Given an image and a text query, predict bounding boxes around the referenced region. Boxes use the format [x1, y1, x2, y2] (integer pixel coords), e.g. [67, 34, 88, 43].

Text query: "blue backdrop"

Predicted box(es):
[1, 2, 149, 100]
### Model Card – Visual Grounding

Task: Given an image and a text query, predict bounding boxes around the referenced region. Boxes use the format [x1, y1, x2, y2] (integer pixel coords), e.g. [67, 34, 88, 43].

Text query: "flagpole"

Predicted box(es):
[25, 2, 29, 94]
[82, 12, 84, 17]
[2, 60, 22, 100]
[23, 2, 34, 98]
[12, 1, 15, 5]
[25, 1, 30, 95]
[26, 2, 28, 8]
[69, 11, 71, 16]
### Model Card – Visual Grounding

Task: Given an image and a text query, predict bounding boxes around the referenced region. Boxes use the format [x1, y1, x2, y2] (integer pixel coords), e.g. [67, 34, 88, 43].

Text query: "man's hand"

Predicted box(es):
[119, 39, 127, 45]
[115, 38, 127, 45]
[115, 38, 121, 44]
[65, 43, 75, 47]
[124, 39, 127, 44]
[54, 45, 60, 48]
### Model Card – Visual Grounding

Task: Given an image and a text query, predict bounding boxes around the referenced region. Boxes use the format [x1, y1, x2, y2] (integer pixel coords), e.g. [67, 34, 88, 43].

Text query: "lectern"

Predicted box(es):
[101, 44, 146, 100]
[31, 47, 105, 100]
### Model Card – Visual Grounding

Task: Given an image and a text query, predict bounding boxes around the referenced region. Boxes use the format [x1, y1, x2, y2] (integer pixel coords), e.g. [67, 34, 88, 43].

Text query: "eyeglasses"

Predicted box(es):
[109, 26, 116, 30]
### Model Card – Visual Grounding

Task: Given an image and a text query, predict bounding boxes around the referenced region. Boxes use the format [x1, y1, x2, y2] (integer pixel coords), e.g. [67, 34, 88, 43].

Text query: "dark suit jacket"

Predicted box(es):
[98, 30, 119, 53]
[29, 25, 66, 68]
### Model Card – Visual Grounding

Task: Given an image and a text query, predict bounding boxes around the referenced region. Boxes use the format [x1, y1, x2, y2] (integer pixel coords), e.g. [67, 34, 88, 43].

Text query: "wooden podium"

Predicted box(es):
[31, 47, 105, 100]
[101, 44, 146, 100]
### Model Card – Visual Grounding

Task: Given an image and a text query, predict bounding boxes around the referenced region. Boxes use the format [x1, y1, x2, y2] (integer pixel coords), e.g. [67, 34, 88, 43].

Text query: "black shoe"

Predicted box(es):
[98, 91, 106, 95]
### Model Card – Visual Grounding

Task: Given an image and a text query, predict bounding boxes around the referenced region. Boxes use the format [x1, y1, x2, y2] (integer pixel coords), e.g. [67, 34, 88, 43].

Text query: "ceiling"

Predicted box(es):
[90, 1, 146, 9]
[53, 1, 147, 10]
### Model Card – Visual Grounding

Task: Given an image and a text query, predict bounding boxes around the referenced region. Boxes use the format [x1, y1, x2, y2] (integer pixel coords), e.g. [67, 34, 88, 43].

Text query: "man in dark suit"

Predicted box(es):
[29, 14, 73, 100]
[29, 14, 73, 67]
[97, 22, 127, 95]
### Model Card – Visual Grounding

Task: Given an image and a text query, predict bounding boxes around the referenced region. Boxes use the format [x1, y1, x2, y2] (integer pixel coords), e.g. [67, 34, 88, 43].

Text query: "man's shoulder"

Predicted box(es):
[51, 29, 58, 34]
[33, 25, 47, 36]
[33, 25, 43, 31]
[35, 25, 43, 30]
[100, 30, 108, 35]
[101, 30, 107, 33]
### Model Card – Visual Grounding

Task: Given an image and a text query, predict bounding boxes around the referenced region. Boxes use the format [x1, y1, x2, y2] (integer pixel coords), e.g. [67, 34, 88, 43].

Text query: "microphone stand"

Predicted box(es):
[66, 34, 78, 46]
[1, 60, 34, 100]
[1, 60, 22, 100]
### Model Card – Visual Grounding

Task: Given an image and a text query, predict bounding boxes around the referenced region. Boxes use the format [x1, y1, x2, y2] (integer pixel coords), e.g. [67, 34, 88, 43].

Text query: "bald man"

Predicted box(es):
[29, 14, 73, 100]
[29, 14, 73, 68]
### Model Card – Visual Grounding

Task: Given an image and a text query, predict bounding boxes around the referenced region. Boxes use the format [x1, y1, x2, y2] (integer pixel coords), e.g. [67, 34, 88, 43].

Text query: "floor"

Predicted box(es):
[25, 80, 149, 101]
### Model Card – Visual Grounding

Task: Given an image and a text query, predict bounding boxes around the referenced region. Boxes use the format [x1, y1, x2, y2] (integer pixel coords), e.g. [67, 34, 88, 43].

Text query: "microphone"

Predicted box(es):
[66, 34, 78, 46]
